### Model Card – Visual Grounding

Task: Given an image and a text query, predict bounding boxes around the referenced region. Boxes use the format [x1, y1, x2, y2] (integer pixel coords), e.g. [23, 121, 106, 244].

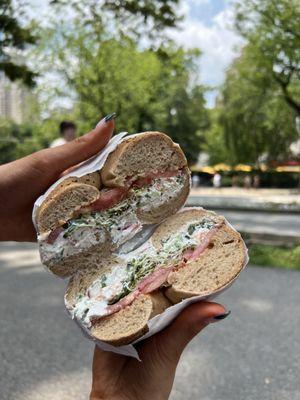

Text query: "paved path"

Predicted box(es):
[190, 187, 300, 202]
[215, 209, 300, 238]
[188, 188, 300, 213]
[1, 243, 300, 400]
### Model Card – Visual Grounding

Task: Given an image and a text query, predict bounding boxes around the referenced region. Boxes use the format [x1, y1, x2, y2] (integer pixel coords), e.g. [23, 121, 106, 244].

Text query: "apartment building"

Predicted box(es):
[0, 72, 28, 123]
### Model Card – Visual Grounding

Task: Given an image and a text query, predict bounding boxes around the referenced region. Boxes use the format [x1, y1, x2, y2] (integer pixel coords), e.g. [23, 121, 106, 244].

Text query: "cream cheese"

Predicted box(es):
[72, 262, 127, 326]
[72, 217, 216, 327]
[40, 173, 185, 263]
[39, 227, 106, 264]
[135, 175, 185, 212]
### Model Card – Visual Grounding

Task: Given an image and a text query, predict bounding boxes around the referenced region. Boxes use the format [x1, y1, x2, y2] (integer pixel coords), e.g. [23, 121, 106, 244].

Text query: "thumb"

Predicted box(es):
[141, 301, 228, 365]
[32, 113, 116, 178]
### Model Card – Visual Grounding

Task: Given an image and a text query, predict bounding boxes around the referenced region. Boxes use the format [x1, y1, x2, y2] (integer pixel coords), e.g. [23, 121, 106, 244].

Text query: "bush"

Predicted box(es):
[0, 115, 77, 164]
[249, 244, 300, 270]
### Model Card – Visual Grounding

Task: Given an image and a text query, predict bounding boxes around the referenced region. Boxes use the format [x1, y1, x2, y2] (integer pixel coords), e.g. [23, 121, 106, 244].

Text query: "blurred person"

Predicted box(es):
[212, 172, 222, 188]
[0, 114, 228, 400]
[253, 174, 260, 189]
[231, 175, 238, 187]
[50, 121, 77, 148]
[244, 174, 252, 189]
[192, 173, 200, 187]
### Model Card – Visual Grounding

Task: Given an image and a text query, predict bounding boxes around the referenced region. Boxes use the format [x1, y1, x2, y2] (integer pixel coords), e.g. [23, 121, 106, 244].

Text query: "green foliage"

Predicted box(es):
[72, 39, 208, 164]
[70, 38, 163, 130]
[249, 244, 300, 270]
[235, 0, 300, 115]
[0, 0, 37, 86]
[206, 0, 300, 165]
[218, 44, 299, 164]
[0, 115, 75, 164]
[163, 83, 209, 164]
[102, 0, 181, 29]
[0, 0, 209, 164]
[202, 109, 230, 165]
[37, 15, 208, 164]
[49, 0, 182, 40]
[0, 119, 41, 164]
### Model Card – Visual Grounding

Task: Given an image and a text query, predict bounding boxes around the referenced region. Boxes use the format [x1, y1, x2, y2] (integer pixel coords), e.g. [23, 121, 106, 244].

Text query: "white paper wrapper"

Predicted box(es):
[32, 133, 248, 360]
[65, 209, 248, 360]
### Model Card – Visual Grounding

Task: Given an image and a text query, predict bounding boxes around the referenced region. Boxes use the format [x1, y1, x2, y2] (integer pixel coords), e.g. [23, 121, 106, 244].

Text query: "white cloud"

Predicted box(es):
[170, 2, 244, 106]
[189, 0, 210, 5]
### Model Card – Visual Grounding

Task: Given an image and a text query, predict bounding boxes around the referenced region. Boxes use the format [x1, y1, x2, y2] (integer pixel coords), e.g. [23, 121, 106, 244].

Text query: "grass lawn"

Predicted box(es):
[248, 244, 300, 270]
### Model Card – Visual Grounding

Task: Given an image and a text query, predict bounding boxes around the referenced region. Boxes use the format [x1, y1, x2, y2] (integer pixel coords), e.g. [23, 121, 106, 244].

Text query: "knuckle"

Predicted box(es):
[74, 135, 90, 146]
[73, 136, 92, 159]
[31, 149, 52, 172]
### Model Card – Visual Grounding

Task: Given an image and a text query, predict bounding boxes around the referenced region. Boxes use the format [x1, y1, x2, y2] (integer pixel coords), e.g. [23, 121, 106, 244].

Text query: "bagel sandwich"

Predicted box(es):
[37, 132, 190, 277]
[65, 208, 247, 346]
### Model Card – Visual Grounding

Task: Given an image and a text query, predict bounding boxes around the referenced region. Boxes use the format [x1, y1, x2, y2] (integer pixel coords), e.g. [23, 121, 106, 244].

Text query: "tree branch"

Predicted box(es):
[253, 1, 300, 41]
[273, 72, 300, 115]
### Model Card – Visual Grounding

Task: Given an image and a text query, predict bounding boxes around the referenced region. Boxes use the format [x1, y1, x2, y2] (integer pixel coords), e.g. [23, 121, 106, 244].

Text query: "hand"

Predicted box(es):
[91, 301, 229, 400]
[0, 116, 115, 242]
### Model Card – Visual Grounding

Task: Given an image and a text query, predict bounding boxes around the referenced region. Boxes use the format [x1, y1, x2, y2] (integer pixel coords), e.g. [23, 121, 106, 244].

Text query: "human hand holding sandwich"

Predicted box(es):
[91, 301, 227, 400]
[0, 114, 228, 400]
[0, 115, 115, 242]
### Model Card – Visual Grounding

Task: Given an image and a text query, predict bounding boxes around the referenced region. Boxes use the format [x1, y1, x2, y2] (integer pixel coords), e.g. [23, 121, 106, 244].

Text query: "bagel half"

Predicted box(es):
[37, 132, 190, 277]
[101, 132, 187, 187]
[65, 208, 247, 345]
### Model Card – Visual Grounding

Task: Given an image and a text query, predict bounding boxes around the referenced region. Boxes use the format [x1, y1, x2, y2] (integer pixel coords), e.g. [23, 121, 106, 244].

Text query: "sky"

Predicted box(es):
[28, 0, 243, 108]
[171, 0, 243, 106]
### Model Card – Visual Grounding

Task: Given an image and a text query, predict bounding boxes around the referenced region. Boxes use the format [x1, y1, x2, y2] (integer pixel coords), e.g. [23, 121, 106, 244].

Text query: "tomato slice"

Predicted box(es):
[91, 187, 128, 211]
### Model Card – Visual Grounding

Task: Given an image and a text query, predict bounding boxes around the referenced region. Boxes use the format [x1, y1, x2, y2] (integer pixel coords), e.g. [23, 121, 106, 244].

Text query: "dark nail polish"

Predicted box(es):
[104, 113, 117, 122]
[213, 311, 231, 320]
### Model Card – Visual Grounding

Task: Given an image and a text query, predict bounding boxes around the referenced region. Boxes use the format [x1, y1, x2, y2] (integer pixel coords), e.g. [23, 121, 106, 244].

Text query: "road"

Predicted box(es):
[0, 242, 300, 400]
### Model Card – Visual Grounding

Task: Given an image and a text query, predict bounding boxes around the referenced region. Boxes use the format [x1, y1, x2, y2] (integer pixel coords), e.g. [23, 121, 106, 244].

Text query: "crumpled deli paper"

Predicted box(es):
[33, 133, 248, 360]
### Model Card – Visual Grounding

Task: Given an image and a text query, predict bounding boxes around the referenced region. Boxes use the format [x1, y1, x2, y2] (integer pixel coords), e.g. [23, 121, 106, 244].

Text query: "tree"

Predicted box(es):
[235, 0, 300, 115]
[0, 0, 37, 86]
[32, 1, 208, 164]
[0, 119, 42, 164]
[202, 108, 229, 165]
[0, 111, 76, 164]
[216, 44, 298, 164]
[203, 0, 300, 165]
[49, 0, 182, 41]
[61, 34, 208, 163]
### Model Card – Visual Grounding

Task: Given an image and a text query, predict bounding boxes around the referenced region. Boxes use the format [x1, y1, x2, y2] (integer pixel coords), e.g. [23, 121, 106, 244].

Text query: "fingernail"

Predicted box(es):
[206, 311, 231, 324]
[95, 113, 117, 128]
[104, 113, 117, 122]
[213, 310, 231, 321]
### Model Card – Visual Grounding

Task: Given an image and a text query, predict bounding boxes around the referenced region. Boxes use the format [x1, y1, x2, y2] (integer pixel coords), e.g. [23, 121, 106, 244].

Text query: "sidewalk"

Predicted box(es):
[190, 187, 300, 200]
[1, 243, 300, 400]
[218, 210, 300, 246]
[188, 187, 300, 212]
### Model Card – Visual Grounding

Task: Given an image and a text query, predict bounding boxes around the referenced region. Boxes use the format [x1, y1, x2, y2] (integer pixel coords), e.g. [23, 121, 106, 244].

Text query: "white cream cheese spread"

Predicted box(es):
[72, 217, 216, 327]
[40, 173, 186, 263]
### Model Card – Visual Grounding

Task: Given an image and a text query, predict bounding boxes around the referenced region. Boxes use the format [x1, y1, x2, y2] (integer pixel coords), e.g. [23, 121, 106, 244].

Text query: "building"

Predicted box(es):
[0, 72, 28, 123]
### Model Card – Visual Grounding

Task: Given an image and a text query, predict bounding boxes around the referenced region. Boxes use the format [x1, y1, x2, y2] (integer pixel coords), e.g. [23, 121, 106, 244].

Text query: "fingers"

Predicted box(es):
[93, 344, 126, 375]
[32, 115, 115, 178]
[141, 301, 228, 365]
[91, 345, 127, 397]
